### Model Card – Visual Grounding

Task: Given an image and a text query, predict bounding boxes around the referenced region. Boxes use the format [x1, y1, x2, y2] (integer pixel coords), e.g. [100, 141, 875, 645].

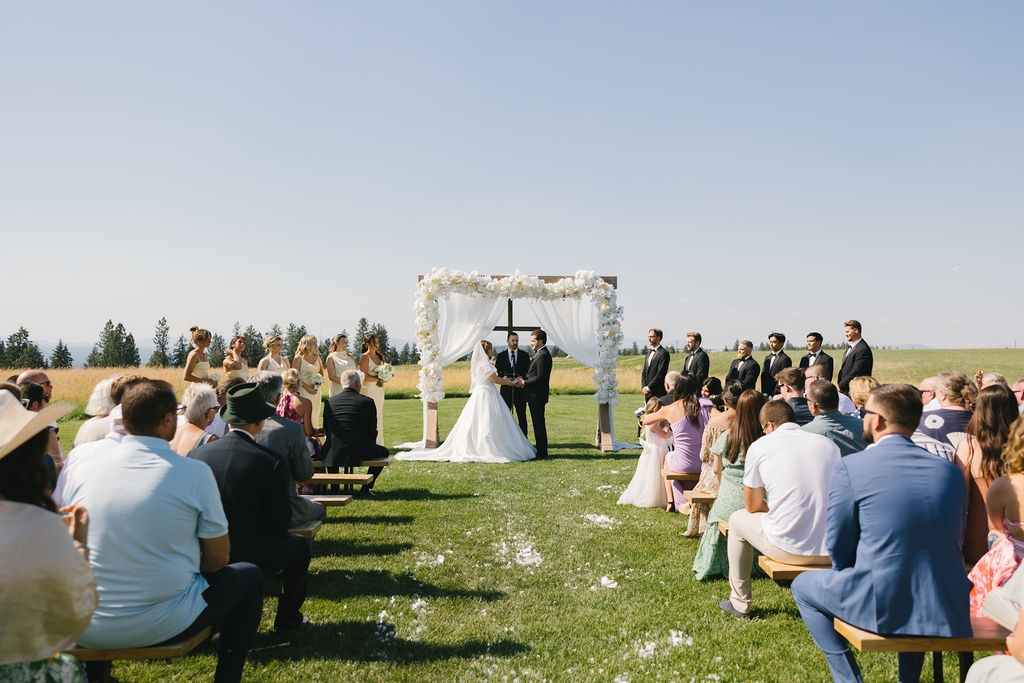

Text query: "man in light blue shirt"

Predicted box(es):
[802, 380, 865, 456]
[63, 379, 263, 683]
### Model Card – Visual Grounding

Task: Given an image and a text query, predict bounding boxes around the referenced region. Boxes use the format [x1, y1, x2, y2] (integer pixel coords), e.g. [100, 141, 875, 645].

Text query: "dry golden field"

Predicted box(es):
[18, 347, 1024, 408]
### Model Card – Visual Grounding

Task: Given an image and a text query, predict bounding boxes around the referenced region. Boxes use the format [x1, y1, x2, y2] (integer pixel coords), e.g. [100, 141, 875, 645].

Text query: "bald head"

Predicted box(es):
[16, 370, 51, 399]
[919, 376, 938, 406]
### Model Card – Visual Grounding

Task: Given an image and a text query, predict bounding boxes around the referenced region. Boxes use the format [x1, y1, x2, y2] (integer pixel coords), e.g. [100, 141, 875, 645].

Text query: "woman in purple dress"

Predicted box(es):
[644, 373, 710, 513]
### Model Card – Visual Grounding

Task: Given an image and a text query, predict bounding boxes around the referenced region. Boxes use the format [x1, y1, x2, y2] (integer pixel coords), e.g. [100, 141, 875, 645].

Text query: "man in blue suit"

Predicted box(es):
[791, 383, 972, 683]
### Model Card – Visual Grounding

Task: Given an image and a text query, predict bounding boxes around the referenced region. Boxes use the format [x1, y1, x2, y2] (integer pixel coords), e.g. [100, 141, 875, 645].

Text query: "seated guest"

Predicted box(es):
[776, 367, 812, 426]
[701, 377, 725, 412]
[965, 604, 1024, 682]
[19, 381, 62, 488]
[918, 370, 977, 448]
[169, 383, 220, 456]
[976, 370, 1010, 391]
[805, 365, 859, 417]
[802, 380, 865, 456]
[720, 400, 839, 618]
[791, 383, 971, 683]
[1014, 378, 1024, 415]
[920, 376, 941, 411]
[847, 376, 879, 418]
[323, 370, 388, 495]
[207, 377, 246, 439]
[73, 376, 119, 447]
[191, 382, 312, 632]
[62, 379, 264, 683]
[693, 388, 766, 580]
[969, 418, 1024, 617]
[0, 392, 96, 681]
[956, 385, 1019, 565]
[685, 379, 736, 537]
[643, 372, 710, 513]
[251, 371, 325, 526]
[658, 370, 682, 405]
[278, 369, 318, 454]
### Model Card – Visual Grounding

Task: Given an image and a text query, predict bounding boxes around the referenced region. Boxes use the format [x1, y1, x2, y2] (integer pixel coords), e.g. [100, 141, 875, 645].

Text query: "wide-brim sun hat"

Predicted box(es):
[0, 391, 75, 460]
[219, 381, 277, 425]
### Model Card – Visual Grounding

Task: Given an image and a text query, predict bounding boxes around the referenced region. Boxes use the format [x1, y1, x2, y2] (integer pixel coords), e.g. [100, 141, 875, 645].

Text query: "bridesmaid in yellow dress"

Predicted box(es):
[223, 336, 249, 381]
[257, 334, 289, 374]
[293, 334, 325, 429]
[326, 332, 357, 397]
[358, 333, 388, 446]
[183, 326, 218, 388]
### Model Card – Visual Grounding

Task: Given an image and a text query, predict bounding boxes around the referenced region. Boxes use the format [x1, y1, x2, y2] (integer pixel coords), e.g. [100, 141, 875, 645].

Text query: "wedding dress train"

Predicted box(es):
[396, 343, 536, 463]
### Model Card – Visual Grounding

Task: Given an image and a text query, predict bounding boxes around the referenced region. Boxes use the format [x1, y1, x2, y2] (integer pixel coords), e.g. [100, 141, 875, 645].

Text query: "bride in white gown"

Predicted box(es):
[396, 340, 536, 463]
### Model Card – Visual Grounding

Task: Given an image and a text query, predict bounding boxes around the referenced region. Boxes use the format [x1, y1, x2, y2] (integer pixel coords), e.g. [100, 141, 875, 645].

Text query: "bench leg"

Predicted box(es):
[85, 661, 112, 683]
[932, 650, 943, 683]
[957, 652, 973, 683]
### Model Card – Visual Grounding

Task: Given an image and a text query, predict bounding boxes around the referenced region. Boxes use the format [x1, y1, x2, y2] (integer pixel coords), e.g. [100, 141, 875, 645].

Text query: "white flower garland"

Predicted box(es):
[414, 269, 623, 405]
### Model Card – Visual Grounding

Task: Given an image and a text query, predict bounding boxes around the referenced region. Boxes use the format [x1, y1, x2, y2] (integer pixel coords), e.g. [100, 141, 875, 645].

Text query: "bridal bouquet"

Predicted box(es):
[208, 373, 221, 383]
[376, 363, 395, 386]
[310, 374, 324, 390]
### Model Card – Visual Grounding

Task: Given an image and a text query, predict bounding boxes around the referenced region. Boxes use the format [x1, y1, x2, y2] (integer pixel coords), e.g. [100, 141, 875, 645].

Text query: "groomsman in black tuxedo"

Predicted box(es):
[760, 332, 792, 396]
[641, 328, 670, 401]
[520, 329, 553, 458]
[726, 340, 759, 391]
[495, 332, 530, 435]
[837, 319, 873, 394]
[799, 332, 834, 382]
[682, 331, 710, 386]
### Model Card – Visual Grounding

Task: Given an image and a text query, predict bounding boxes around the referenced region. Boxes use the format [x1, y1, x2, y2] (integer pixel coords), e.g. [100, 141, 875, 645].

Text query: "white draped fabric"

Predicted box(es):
[528, 296, 600, 368]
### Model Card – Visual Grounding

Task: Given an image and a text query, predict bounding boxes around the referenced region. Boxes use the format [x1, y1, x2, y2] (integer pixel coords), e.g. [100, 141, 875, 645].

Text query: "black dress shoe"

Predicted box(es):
[359, 487, 377, 497]
[275, 615, 312, 632]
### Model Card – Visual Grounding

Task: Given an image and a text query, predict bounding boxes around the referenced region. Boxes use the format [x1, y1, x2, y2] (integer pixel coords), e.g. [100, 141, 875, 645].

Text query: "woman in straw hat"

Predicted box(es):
[0, 391, 96, 681]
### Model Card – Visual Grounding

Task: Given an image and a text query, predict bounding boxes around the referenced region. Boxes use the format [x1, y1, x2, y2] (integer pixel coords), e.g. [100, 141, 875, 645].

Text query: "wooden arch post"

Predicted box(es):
[417, 275, 619, 452]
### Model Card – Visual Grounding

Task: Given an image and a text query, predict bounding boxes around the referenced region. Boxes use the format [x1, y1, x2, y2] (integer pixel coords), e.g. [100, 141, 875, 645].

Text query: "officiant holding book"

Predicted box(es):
[495, 332, 531, 436]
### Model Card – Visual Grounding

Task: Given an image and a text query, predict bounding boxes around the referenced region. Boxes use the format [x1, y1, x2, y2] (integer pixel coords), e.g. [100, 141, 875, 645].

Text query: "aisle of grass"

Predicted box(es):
[77, 395, 970, 681]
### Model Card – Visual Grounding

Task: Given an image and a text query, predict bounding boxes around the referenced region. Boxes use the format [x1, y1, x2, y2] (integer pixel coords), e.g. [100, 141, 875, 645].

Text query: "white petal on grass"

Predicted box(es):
[583, 513, 620, 529]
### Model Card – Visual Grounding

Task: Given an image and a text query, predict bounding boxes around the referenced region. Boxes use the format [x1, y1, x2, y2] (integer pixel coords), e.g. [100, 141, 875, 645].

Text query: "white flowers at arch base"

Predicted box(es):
[414, 269, 623, 405]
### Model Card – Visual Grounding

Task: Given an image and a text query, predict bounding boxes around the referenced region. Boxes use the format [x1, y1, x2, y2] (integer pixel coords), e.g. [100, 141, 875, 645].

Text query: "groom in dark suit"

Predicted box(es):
[519, 329, 552, 458]
[640, 328, 670, 401]
[494, 332, 531, 435]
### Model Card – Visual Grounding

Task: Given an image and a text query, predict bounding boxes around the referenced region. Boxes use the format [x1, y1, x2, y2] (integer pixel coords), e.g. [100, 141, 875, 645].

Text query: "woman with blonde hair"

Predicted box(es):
[919, 370, 978, 448]
[968, 415, 1024, 615]
[359, 333, 388, 446]
[278, 368, 318, 455]
[183, 326, 217, 388]
[256, 334, 289, 374]
[326, 332, 357, 397]
[222, 336, 249, 381]
[292, 335, 325, 429]
[169, 383, 220, 457]
[848, 376, 880, 417]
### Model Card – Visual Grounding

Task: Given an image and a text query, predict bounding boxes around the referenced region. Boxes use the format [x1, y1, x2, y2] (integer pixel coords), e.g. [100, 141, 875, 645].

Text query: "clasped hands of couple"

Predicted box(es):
[503, 377, 525, 388]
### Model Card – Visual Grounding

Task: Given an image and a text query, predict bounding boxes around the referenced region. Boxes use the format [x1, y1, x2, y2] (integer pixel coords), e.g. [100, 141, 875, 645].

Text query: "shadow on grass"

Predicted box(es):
[246, 621, 528, 664]
[313, 539, 413, 557]
[547, 444, 640, 460]
[310, 569, 505, 602]
[374, 488, 478, 502]
[325, 514, 415, 525]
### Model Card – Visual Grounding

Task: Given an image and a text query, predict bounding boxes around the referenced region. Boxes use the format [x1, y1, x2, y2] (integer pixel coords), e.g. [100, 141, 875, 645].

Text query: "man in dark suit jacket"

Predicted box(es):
[725, 340, 759, 391]
[682, 331, 709, 386]
[519, 329, 553, 457]
[494, 332, 531, 435]
[798, 331, 834, 383]
[837, 320, 874, 394]
[640, 328, 670, 401]
[322, 370, 388, 490]
[191, 382, 312, 632]
[760, 332, 792, 396]
[791, 384, 971, 682]
[251, 371, 324, 526]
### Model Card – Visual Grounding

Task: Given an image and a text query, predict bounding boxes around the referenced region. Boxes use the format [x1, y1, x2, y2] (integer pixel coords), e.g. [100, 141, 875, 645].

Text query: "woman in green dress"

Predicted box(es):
[692, 389, 768, 580]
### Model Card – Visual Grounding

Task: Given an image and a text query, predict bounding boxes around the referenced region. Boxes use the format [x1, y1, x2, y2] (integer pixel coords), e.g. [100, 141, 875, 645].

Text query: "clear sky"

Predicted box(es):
[3, 2, 1022, 354]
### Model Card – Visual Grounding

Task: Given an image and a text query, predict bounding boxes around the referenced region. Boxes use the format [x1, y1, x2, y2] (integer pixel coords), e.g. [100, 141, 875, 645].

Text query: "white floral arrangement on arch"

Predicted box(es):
[414, 269, 623, 405]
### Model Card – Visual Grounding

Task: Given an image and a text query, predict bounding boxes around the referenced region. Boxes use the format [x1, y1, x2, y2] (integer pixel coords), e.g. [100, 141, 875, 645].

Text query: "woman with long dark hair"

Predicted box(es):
[956, 384, 1019, 564]
[685, 379, 741, 536]
[692, 389, 768, 580]
[644, 372, 709, 513]
[0, 391, 96, 681]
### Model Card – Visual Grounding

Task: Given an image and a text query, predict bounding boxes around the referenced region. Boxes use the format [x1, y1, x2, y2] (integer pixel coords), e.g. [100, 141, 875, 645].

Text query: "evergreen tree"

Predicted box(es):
[88, 321, 141, 367]
[231, 321, 241, 338]
[353, 318, 370, 351]
[209, 334, 226, 368]
[317, 336, 330, 359]
[629, 341, 639, 355]
[171, 335, 190, 367]
[409, 344, 420, 365]
[243, 325, 263, 367]
[87, 320, 115, 367]
[1, 328, 46, 369]
[123, 333, 141, 366]
[284, 323, 307, 359]
[267, 323, 283, 339]
[368, 323, 390, 358]
[399, 343, 411, 365]
[148, 317, 171, 367]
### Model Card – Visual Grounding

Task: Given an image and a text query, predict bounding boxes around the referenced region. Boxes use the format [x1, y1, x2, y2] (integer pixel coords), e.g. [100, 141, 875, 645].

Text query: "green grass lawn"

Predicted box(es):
[60, 393, 985, 682]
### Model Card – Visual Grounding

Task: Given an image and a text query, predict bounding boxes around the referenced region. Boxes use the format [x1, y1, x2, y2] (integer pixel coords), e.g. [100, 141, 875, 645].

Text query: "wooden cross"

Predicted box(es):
[416, 274, 619, 451]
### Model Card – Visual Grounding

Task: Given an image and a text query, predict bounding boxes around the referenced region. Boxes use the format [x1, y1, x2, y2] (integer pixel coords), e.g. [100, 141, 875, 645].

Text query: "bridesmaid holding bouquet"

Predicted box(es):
[293, 334, 325, 429]
[359, 333, 388, 447]
[183, 326, 218, 388]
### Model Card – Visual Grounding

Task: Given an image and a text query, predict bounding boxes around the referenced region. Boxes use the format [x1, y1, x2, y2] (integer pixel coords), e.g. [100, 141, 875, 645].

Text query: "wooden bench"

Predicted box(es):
[302, 493, 353, 507]
[662, 468, 699, 482]
[66, 626, 211, 682]
[310, 472, 375, 486]
[834, 616, 1009, 683]
[757, 556, 831, 582]
[683, 490, 717, 506]
[718, 522, 728, 536]
[358, 456, 393, 468]
[288, 519, 323, 539]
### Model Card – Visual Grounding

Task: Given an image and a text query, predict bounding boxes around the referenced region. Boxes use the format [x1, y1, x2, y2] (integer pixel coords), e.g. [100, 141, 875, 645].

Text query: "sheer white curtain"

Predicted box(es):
[403, 294, 504, 448]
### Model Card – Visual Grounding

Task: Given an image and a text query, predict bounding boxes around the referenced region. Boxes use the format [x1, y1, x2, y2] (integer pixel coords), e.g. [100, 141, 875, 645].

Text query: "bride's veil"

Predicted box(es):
[470, 341, 497, 386]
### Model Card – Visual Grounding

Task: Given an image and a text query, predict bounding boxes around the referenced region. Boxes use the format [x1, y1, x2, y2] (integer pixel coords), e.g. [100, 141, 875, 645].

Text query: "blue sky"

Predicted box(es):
[3, 2, 1022, 354]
